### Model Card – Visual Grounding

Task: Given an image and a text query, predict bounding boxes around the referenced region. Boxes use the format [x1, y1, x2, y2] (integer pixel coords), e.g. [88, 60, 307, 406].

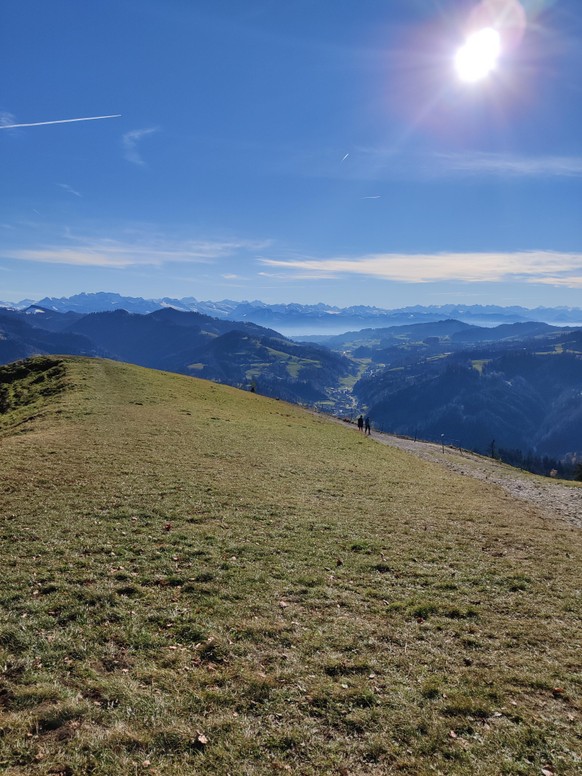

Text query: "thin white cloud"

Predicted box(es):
[122, 127, 158, 166]
[258, 270, 338, 281]
[57, 183, 82, 198]
[435, 152, 582, 178]
[0, 114, 121, 130]
[7, 235, 270, 269]
[296, 147, 582, 182]
[0, 112, 16, 128]
[260, 251, 582, 286]
[526, 276, 582, 289]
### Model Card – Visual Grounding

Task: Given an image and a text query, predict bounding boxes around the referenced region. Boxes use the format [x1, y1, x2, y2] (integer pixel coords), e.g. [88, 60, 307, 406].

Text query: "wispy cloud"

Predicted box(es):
[122, 127, 159, 166]
[526, 276, 582, 289]
[0, 112, 16, 128]
[6, 233, 270, 269]
[57, 183, 82, 198]
[0, 114, 121, 130]
[260, 251, 582, 286]
[434, 152, 582, 178]
[258, 269, 338, 281]
[294, 147, 582, 182]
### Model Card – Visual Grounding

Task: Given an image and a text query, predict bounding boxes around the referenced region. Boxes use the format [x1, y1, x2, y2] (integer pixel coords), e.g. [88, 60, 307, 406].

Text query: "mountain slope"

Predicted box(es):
[0, 308, 354, 406]
[0, 357, 580, 774]
[0, 311, 100, 364]
[354, 338, 582, 458]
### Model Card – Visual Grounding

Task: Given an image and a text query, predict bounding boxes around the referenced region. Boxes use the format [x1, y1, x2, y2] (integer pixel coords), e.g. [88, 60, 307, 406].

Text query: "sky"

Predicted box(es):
[2, 0, 582, 309]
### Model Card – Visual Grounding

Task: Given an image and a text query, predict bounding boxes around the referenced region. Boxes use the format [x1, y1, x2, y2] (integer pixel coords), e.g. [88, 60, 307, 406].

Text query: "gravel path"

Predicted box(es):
[325, 416, 582, 529]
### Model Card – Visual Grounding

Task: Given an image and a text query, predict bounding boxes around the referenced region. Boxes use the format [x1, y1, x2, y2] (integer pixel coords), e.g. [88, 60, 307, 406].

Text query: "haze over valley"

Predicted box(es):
[2, 293, 582, 465]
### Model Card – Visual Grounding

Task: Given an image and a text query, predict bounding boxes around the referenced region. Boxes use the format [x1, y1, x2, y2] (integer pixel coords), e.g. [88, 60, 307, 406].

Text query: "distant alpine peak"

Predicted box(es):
[3, 292, 582, 335]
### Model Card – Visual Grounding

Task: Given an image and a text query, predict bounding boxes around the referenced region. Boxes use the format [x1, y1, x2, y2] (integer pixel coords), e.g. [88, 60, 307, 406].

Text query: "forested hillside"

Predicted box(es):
[0, 307, 355, 406]
[2, 305, 582, 458]
[355, 347, 582, 458]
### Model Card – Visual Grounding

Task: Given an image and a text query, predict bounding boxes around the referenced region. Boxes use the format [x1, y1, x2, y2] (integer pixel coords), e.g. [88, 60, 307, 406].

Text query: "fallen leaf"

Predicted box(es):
[449, 730, 458, 739]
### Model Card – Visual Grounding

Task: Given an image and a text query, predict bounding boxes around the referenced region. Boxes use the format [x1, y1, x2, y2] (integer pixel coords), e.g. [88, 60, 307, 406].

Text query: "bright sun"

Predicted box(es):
[455, 27, 501, 83]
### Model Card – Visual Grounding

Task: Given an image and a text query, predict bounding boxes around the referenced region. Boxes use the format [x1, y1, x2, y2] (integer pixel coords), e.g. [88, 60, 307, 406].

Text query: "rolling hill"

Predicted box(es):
[0, 307, 355, 406]
[0, 356, 580, 774]
[3, 307, 582, 459]
[354, 335, 582, 459]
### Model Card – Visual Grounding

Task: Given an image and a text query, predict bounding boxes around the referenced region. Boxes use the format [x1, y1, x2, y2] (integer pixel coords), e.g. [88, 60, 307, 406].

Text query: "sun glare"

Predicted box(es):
[455, 27, 501, 83]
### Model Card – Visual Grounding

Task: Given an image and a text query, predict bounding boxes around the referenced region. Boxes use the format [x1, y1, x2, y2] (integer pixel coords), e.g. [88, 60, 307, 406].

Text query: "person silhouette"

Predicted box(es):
[357, 415, 364, 432]
[364, 416, 371, 435]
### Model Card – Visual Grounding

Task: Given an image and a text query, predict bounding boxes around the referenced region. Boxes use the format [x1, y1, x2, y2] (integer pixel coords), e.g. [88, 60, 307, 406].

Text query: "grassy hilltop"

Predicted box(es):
[0, 357, 580, 775]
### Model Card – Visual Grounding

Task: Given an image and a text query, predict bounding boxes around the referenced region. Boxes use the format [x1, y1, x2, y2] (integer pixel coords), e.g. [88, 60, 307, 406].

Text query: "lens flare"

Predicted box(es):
[455, 27, 502, 82]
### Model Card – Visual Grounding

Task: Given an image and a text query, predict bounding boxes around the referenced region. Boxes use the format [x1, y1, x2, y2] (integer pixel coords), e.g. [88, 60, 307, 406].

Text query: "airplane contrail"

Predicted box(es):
[0, 114, 122, 130]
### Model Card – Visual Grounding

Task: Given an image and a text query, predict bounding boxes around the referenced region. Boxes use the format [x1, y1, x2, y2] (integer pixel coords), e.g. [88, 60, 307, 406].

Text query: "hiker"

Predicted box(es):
[364, 416, 371, 435]
[357, 415, 364, 432]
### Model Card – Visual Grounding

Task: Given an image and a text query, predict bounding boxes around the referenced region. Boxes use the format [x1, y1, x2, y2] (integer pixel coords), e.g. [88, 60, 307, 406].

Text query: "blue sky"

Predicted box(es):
[2, 0, 581, 308]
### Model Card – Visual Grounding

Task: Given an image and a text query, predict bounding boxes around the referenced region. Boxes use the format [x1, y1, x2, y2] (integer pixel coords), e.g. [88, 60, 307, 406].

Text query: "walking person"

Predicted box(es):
[357, 414, 364, 432]
[364, 416, 371, 435]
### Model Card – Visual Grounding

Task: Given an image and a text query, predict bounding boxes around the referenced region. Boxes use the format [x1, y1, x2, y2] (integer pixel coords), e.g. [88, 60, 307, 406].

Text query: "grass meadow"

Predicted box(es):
[0, 357, 580, 774]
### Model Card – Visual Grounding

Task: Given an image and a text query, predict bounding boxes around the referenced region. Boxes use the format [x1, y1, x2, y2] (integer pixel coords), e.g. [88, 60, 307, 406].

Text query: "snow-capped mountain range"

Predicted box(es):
[2, 292, 582, 335]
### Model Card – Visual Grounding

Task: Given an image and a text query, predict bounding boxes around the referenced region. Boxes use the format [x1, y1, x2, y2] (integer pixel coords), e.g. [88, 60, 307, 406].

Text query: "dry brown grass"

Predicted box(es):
[0, 357, 580, 774]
